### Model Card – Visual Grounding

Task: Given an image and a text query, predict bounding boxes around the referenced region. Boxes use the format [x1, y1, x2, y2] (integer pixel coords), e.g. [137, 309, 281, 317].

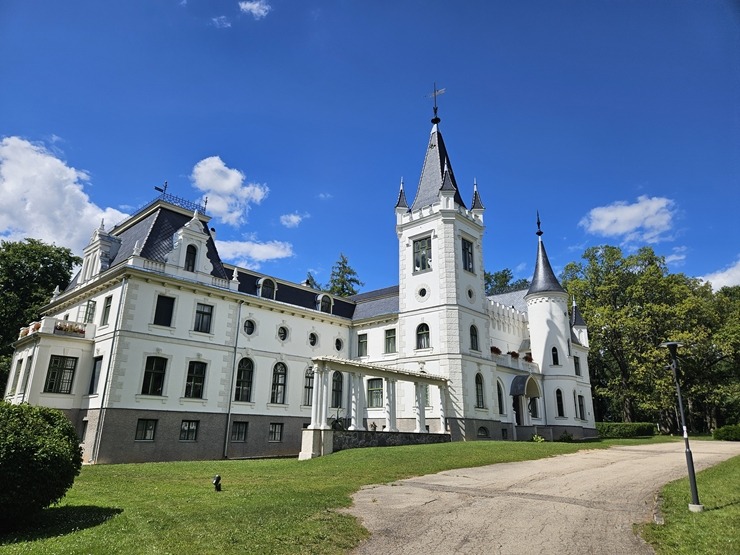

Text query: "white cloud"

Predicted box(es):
[317, 192, 333, 200]
[700, 256, 740, 290]
[211, 16, 231, 28]
[216, 238, 293, 269]
[579, 195, 676, 244]
[190, 156, 268, 226]
[239, 0, 271, 19]
[664, 246, 687, 265]
[280, 212, 308, 228]
[0, 136, 128, 253]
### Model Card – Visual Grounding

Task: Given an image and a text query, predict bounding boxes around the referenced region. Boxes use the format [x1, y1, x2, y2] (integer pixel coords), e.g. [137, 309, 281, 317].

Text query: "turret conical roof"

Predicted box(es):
[526, 216, 566, 296]
[410, 122, 466, 211]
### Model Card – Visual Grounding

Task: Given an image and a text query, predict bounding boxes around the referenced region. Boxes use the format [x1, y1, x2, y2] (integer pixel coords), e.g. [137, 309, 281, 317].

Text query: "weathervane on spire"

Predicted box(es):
[536, 211, 543, 237]
[427, 82, 446, 124]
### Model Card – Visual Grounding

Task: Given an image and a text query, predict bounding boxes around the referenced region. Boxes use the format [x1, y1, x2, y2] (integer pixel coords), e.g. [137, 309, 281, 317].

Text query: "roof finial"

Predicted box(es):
[428, 82, 446, 125]
[536, 210, 543, 237]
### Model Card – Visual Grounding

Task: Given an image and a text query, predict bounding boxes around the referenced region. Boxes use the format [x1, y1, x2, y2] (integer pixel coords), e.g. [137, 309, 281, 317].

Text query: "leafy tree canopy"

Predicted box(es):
[327, 253, 363, 297]
[304, 271, 323, 291]
[485, 268, 530, 296]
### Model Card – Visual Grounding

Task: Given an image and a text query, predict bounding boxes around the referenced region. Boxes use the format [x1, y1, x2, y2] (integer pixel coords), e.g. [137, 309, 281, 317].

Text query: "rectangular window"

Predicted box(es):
[9, 359, 23, 395]
[141, 356, 167, 396]
[84, 300, 96, 324]
[357, 333, 368, 357]
[20, 357, 32, 395]
[153, 295, 175, 327]
[578, 395, 586, 421]
[135, 419, 157, 441]
[180, 420, 199, 441]
[574, 356, 582, 376]
[185, 361, 207, 399]
[193, 303, 213, 333]
[43, 355, 78, 394]
[367, 378, 383, 408]
[100, 295, 113, 326]
[413, 237, 432, 272]
[231, 421, 248, 442]
[384, 329, 396, 353]
[88, 356, 103, 395]
[268, 423, 283, 442]
[303, 368, 314, 406]
[462, 238, 474, 273]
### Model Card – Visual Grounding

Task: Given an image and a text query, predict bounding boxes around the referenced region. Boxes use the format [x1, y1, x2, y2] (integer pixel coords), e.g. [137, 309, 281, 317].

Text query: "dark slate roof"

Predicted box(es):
[526, 237, 566, 296]
[395, 184, 409, 210]
[410, 124, 466, 211]
[471, 186, 485, 210]
[349, 285, 399, 320]
[489, 289, 528, 313]
[571, 303, 587, 327]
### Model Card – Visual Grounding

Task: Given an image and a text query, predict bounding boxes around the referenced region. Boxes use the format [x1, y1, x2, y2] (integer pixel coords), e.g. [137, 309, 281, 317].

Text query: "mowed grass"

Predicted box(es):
[641, 453, 740, 555]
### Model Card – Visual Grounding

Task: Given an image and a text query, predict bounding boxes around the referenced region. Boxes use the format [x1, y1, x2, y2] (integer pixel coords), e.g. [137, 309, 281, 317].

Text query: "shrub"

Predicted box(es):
[557, 430, 574, 442]
[0, 402, 82, 526]
[595, 422, 655, 438]
[713, 424, 740, 441]
[530, 434, 545, 443]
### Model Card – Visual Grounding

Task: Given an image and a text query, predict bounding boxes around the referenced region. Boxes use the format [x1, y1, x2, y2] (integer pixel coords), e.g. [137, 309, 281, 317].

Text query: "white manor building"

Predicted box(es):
[4, 113, 595, 463]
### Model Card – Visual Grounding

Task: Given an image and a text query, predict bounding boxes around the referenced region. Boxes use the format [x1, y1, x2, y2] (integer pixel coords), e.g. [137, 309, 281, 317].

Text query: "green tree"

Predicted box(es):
[304, 271, 323, 291]
[327, 253, 363, 297]
[0, 239, 81, 391]
[485, 268, 530, 296]
[0, 402, 83, 527]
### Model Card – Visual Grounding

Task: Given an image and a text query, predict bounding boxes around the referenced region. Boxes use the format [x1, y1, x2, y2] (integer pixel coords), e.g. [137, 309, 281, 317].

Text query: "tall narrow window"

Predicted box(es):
[89, 356, 103, 395]
[303, 367, 314, 405]
[153, 295, 175, 327]
[43, 355, 77, 394]
[497, 381, 505, 415]
[100, 296, 113, 326]
[260, 279, 276, 299]
[268, 423, 283, 442]
[180, 420, 199, 441]
[475, 373, 485, 408]
[135, 419, 157, 441]
[529, 397, 539, 418]
[462, 238, 474, 273]
[357, 333, 368, 357]
[470, 325, 479, 351]
[416, 323, 430, 349]
[141, 356, 167, 396]
[384, 329, 396, 353]
[551, 346, 560, 366]
[330, 371, 343, 408]
[556, 389, 565, 417]
[194, 303, 213, 333]
[231, 421, 248, 442]
[234, 358, 254, 402]
[84, 300, 96, 323]
[185, 245, 197, 272]
[271, 362, 287, 404]
[9, 359, 23, 395]
[578, 395, 586, 420]
[367, 378, 383, 408]
[184, 361, 206, 399]
[574, 356, 581, 376]
[413, 236, 432, 272]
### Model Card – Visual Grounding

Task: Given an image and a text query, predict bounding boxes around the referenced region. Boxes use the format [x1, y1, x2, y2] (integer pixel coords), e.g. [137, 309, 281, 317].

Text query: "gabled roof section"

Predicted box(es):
[526, 216, 566, 296]
[410, 123, 466, 211]
[349, 285, 399, 321]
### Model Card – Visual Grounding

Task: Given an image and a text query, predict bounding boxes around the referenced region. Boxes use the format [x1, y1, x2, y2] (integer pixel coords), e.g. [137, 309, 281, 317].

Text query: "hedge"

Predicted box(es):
[595, 422, 655, 438]
[713, 424, 740, 441]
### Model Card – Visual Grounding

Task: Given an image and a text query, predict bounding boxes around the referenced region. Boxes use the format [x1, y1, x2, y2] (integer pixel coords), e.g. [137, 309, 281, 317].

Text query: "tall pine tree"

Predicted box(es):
[327, 253, 363, 297]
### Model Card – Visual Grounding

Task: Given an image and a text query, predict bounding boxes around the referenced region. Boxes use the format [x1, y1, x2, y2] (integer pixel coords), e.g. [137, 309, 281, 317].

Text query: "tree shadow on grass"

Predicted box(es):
[0, 505, 123, 544]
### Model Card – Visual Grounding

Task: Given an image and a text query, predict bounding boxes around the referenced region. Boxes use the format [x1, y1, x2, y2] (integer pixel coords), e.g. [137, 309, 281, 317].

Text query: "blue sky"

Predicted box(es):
[1, 1, 739, 292]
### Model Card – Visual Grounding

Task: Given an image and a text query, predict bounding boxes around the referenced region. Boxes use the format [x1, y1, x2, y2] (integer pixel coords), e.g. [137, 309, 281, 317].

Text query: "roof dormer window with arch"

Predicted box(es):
[317, 294, 333, 314]
[184, 245, 197, 272]
[413, 236, 432, 273]
[258, 278, 276, 300]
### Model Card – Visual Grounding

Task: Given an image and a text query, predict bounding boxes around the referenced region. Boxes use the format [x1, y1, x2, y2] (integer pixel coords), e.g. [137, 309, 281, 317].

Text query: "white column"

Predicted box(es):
[383, 378, 392, 431]
[438, 385, 447, 434]
[414, 382, 426, 433]
[308, 364, 321, 429]
[389, 378, 398, 432]
[348, 372, 357, 430]
[318, 364, 330, 430]
[357, 373, 366, 431]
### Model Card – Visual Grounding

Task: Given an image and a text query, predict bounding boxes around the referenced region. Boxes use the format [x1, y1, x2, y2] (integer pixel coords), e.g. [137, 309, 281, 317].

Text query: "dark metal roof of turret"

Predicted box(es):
[471, 182, 485, 210]
[571, 301, 587, 327]
[526, 215, 566, 296]
[410, 117, 466, 211]
[395, 180, 409, 210]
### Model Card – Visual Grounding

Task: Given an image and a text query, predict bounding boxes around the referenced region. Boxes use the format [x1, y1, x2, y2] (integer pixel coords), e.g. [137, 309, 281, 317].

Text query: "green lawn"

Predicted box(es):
[0, 437, 729, 555]
[641, 453, 740, 555]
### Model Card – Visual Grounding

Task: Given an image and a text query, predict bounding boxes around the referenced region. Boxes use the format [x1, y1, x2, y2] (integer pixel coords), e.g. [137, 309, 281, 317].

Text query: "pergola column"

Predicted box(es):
[348, 372, 365, 431]
[308, 364, 321, 429]
[388, 378, 399, 432]
[438, 385, 447, 433]
[414, 382, 427, 433]
[317, 363, 330, 430]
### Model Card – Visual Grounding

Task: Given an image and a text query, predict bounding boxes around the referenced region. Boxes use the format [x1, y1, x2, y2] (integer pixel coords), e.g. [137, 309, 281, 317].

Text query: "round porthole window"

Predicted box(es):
[419, 287, 427, 297]
[335, 338, 343, 351]
[244, 319, 256, 335]
[278, 326, 288, 341]
[467, 288, 476, 302]
[309, 332, 318, 346]
[415, 284, 430, 302]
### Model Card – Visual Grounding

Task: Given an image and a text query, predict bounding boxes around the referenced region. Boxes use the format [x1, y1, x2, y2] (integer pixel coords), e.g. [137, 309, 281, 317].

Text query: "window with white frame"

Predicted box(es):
[179, 420, 198, 441]
[100, 295, 112, 326]
[470, 325, 479, 351]
[331, 372, 343, 408]
[574, 356, 581, 376]
[260, 278, 276, 299]
[194, 303, 213, 333]
[153, 295, 175, 327]
[43, 355, 77, 394]
[271, 362, 287, 404]
[357, 333, 368, 357]
[475, 373, 485, 408]
[384, 328, 396, 353]
[184, 361, 206, 399]
[234, 358, 253, 402]
[141, 356, 166, 396]
[185, 245, 197, 272]
[497, 381, 505, 415]
[578, 395, 586, 420]
[367, 378, 383, 408]
[551, 346, 560, 366]
[268, 423, 283, 442]
[556, 389, 565, 417]
[231, 421, 248, 442]
[413, 236, 432, 272]
[303, 367, 314, 405]
[462, 238, 474, 273]
[529, 397, 539, 418]
[83, 300, 96, 323]
[88, 356, 103, 395]
[416, 323, 430, 349]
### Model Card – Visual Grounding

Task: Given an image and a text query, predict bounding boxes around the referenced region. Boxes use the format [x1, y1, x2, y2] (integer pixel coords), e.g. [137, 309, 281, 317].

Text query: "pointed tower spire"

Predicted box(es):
[527, 213, 565, 295]
[471, 179, 485, 210]
[571, 297, 587, 327]
[395, 177, 409, 211]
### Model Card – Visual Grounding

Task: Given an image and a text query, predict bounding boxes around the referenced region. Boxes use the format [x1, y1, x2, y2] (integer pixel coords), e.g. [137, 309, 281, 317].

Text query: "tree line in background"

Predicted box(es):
[0, 240, 738, 435]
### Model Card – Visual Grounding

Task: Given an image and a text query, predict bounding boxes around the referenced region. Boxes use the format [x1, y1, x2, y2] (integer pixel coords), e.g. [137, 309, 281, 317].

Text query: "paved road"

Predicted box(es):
[346, 441, 740, 555]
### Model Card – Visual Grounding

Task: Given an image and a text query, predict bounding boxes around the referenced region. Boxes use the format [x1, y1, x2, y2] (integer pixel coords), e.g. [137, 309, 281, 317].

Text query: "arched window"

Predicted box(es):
[234, 358, 254, 402]
[318, 294, 332, 313]
[477, 426, 490, 438]
[331, 371, 343, 408]
[497, 381, 505, 415]
[475, 373, 485, 408]
[528, 397, 539, 418]
[303, 367, 314, 406]
[185, 245, 197, 272]
[416, 323, 430, 349]
[270, 362, 287, 404]
[260, 279, 276, 299]
[551, 346, 560, 366]
[556, 388, 564, 417]
[470, 325, 479, 351]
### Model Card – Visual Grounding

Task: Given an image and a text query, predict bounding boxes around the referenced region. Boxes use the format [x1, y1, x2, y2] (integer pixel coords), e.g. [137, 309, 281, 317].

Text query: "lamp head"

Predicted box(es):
[660, 341, 683, 358]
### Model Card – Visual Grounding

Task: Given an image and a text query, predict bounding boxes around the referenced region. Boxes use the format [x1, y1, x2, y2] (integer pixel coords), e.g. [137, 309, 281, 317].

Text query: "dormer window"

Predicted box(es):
[413, 237, 432, 273]
[185, 245, 197, 272]
[317, 294, 332, 314]
[259, 278, 276, 299]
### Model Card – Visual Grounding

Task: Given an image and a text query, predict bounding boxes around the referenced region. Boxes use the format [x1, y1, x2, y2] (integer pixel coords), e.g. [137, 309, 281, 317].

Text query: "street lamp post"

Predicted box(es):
[660, 341, 703, 513]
